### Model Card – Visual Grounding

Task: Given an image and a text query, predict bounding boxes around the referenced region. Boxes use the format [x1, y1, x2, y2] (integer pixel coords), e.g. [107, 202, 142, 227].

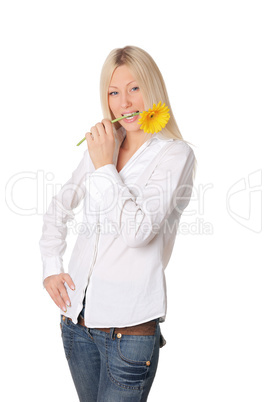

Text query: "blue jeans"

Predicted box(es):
[60, 307, 161, 401]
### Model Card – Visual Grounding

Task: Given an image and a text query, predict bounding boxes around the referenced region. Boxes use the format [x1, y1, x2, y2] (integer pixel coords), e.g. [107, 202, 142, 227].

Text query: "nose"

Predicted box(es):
[121, 91, 132, 109]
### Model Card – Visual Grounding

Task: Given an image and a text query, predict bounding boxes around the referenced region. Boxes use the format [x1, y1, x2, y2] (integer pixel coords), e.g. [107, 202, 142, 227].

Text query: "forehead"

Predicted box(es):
[109, 65, 136, 87]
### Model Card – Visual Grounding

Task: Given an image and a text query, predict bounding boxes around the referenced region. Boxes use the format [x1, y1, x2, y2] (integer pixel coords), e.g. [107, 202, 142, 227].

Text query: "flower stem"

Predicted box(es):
[76, 112, 140, 146]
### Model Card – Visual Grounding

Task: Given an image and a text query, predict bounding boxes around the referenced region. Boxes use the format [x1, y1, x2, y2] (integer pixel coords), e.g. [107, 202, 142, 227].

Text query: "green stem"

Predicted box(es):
[76, 112, 140, 146]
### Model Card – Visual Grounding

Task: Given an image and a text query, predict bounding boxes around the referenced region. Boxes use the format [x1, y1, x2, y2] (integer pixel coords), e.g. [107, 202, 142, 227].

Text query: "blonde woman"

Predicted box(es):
[40, 46, 196, 401]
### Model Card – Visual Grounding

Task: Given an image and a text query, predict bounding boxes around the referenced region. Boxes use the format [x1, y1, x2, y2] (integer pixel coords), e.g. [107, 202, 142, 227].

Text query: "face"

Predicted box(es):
[108, 65, 145, 133]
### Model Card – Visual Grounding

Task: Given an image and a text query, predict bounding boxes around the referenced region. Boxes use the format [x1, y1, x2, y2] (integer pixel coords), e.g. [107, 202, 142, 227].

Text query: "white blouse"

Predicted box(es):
[39, 127, 195, 328]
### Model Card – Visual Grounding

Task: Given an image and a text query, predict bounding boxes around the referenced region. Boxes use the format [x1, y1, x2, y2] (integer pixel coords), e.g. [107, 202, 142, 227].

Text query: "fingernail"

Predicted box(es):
[66, 300, 71, 307]
[71, 285, 75, 291]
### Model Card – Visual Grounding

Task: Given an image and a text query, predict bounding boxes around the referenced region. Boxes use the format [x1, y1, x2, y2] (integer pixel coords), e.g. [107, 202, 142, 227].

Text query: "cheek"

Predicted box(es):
[137, 93, 145, 109]
[108, 97, 119, 115]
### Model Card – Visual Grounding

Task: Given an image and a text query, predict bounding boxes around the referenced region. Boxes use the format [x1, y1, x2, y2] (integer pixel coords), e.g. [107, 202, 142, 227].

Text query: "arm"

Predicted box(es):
[39, 149, 92, 310]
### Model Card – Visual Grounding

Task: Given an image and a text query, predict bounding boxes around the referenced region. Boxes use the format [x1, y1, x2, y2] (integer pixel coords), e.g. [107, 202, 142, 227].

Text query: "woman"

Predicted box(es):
[40, 46, 196, 401]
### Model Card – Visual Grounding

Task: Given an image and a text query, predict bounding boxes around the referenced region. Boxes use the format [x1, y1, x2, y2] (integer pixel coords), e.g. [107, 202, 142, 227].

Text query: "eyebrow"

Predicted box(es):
[109, 80, 136, 89]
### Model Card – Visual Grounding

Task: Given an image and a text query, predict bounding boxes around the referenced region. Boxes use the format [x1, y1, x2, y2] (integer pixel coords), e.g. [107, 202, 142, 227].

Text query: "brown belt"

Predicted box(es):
[62, 315, 157, 336]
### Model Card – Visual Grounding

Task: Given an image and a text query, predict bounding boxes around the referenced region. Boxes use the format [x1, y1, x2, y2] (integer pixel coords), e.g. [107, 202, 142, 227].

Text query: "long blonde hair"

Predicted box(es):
[100, 46, 183, 140]
[100, 46, 197, 176]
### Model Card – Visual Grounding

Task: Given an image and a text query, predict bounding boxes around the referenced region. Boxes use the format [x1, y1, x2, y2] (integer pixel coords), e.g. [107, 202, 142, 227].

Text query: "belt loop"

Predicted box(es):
[110, 327, 115, 340]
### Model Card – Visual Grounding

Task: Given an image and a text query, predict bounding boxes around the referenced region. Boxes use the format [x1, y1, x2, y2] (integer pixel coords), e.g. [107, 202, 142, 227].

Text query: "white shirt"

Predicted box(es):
[39, 127, 195, 327]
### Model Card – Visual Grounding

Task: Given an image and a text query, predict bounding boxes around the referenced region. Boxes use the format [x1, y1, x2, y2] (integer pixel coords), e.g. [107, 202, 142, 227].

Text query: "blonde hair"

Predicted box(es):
[100, 46, 197, 177]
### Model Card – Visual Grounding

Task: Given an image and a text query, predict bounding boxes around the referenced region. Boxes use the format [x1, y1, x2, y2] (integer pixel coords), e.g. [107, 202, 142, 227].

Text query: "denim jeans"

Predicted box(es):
[60, 307, 161, 402]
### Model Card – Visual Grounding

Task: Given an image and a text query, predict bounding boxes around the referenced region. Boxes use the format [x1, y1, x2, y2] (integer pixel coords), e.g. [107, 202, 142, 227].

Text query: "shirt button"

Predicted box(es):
[117, 333, 122, 339]
[146, 361, 151, 366]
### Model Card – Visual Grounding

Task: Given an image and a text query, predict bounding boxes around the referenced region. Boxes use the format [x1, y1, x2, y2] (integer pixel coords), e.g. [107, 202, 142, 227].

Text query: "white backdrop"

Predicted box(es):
[1, 1, 266, 401]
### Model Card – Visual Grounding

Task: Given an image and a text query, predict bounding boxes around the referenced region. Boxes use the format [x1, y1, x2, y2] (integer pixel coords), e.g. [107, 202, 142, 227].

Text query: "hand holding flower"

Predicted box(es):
[85, 119, 115, 170]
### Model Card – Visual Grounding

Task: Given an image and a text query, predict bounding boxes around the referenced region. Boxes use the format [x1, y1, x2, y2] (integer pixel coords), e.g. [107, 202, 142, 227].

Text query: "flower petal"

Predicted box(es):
[138, 101, 170, 134]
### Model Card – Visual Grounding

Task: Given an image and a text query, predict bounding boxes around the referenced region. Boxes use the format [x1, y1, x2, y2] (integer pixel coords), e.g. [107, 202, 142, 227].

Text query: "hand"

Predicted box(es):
[44, 273, 75, 312]
[85, 119, 115, 170]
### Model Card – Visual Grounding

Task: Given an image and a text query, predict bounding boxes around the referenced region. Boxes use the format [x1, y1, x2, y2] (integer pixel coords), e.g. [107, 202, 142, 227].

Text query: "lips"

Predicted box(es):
[120, 111, 140, 124]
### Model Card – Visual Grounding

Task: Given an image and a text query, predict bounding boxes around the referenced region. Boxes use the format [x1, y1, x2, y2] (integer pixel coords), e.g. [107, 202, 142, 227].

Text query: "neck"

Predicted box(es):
[121, 129, 153, 151]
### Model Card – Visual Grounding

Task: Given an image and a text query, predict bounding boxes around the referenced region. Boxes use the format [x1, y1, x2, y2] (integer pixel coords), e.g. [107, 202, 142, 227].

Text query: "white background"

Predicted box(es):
[1, 1, 266, 401]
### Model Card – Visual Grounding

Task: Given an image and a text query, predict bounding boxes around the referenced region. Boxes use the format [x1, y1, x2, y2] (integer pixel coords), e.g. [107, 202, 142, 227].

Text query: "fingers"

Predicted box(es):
[85, 131, 93, 143]
[85, 119, 113, 143]
[101, 119, 113, 136]
[53, 284, 68, 312]
[85, 119, 115, 170]
[63, 273, 75, 291]
[90, 122, 106, 142]
[44, 274, 75, 312]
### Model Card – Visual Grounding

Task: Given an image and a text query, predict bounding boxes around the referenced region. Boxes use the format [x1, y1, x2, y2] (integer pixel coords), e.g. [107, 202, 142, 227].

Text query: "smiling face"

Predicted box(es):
[108, 65, 145, 134]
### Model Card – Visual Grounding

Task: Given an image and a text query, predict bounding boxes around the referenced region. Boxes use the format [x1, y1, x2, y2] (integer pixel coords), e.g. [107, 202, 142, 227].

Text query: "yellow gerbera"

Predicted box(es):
[138, 101, 170, 134]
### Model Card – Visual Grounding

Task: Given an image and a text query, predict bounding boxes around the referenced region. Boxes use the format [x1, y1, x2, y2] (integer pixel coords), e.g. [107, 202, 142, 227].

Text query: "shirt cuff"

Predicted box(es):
[42, 256, 64, 283]
[89, 164, 124, 201]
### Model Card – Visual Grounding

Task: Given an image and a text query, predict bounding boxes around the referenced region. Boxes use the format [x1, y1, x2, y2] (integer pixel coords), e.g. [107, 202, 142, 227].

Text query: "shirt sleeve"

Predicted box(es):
[39, 150, 92, 281]
[89, 140, 195, 247]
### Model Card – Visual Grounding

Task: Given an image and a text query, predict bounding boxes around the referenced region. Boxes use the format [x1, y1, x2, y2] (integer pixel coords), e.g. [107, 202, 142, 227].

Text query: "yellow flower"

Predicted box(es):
[138, 101, 170, 133]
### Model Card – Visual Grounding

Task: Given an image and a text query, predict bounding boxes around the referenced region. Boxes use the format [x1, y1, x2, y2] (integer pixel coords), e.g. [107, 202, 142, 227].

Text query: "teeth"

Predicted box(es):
[122, 111, 139, 117]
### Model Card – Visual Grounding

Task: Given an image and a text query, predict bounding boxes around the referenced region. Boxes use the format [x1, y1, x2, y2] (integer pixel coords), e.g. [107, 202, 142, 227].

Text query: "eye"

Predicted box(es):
[131, 86, 139, 92]
[109, 91, 118, 96]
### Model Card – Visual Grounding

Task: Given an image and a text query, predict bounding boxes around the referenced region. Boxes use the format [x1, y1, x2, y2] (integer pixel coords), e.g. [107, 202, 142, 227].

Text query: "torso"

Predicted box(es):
[116, 148, 133, 173]
[116, 135, 151, 173]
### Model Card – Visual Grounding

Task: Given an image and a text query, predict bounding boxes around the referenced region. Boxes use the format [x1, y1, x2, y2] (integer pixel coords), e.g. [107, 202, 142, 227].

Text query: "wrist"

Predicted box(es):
[94, 162, 114, 170]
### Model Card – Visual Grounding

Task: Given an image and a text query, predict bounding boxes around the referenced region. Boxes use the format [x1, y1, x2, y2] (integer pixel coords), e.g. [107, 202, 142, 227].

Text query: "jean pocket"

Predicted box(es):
[117, 335, 156, 366]
[107, 332, 158, 390]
